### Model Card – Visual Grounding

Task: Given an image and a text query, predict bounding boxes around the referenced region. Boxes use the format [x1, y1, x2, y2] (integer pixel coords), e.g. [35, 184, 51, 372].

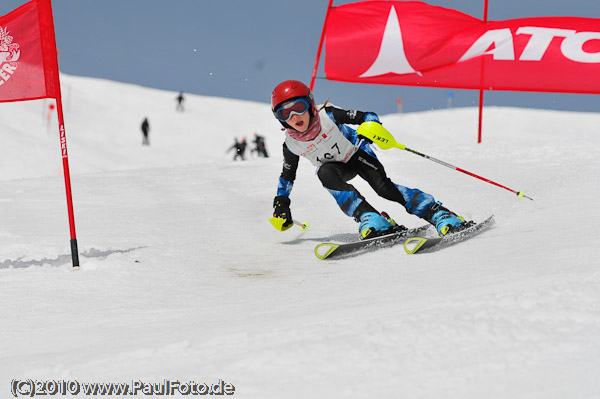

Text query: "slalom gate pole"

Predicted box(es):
[310, 0, 334, 91]
[477, 0, 489, 144]
[357, 122, 534, 201]
[56, 97, 80, 269]
[40, 0, 80, 270]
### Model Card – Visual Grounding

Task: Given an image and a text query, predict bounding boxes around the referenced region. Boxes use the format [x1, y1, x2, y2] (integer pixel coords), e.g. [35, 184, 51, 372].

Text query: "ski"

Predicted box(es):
[403, 215, 495, 254]
[315, 224, 431, 260]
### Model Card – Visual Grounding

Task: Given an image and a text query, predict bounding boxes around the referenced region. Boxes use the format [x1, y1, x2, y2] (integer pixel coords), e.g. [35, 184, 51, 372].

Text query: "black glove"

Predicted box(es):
[361, 135, 374, 144]
[273, 196, 293, 228]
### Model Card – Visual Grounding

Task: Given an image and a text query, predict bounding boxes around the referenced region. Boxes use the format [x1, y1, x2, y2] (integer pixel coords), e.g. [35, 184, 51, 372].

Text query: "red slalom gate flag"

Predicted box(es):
[324, 1, 600, 93]
[1, 0, 79, 269]
[0, 0, 60, 101]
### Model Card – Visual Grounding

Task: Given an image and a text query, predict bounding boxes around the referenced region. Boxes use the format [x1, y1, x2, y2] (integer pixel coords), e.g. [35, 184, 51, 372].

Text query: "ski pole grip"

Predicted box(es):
[357, 122, 406, 151]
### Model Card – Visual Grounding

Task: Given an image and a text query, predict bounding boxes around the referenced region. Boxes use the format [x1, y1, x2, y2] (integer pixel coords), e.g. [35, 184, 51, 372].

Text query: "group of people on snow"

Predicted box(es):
[138, 92, 187, 145]
[139, 92, 269, 161]
[226, 133, 269, 161]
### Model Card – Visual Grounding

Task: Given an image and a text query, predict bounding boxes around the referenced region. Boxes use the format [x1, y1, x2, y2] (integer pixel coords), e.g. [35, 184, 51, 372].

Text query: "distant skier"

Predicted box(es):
[141, 117, 150, 146]
[252, 132, 269, 158]
[176, 92, 185, 112]
[226, 137, 247, 161]
[269, 80, 471, 239]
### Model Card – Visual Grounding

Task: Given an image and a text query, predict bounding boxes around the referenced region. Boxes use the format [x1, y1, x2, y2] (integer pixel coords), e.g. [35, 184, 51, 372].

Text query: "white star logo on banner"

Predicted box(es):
[360, 6, 419, 78]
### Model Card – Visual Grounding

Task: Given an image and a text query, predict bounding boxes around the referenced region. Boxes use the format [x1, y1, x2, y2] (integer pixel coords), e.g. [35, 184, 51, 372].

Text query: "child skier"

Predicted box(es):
[270, 80, 469, 240]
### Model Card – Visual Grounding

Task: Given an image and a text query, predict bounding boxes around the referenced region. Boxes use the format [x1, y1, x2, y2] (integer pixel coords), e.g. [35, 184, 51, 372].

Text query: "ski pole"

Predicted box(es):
[269, 217, 309, 232]
[292, 219, 310, 231]
[357, 122, 534, 201]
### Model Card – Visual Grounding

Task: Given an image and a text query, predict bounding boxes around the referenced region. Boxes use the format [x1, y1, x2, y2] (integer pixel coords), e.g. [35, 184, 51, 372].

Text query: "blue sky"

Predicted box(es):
[2, 0, 600, 115]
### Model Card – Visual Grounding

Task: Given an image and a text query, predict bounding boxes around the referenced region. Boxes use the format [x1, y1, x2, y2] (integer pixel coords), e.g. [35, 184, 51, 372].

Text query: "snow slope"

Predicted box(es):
[1, 74, 600, 398]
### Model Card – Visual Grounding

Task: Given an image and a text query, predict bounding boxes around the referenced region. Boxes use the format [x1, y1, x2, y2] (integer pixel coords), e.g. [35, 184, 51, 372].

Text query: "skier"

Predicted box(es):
[252, 132, 269, 158]
[226, 137, 247, 161]
[176, 92, 185, 112]
[141, 117, 150, 146]
[270, 80, 470, 240]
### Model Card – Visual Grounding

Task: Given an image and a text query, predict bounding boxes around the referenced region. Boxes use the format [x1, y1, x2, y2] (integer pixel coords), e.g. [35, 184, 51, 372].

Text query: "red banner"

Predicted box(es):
[324, 1, 600, 93]
[0, 0, 60, 102]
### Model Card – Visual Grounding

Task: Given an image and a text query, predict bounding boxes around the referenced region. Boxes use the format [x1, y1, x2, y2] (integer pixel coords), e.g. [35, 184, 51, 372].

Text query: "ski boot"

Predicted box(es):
[423, 201, 473, 237]
[380, 211, 397, 227]
[357, 211, 403, 240]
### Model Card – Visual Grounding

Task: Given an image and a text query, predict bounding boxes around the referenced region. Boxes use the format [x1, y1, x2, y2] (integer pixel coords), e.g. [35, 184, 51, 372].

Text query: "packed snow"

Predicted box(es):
[1, 74, 600, 398]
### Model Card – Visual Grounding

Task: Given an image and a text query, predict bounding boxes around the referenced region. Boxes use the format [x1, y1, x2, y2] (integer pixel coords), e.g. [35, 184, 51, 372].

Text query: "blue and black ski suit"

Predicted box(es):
[276, 106, 437, 221]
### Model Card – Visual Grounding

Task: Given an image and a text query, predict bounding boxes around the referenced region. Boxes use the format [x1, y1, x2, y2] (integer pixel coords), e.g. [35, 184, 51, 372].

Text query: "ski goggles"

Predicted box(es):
[274, 98, 310, 122]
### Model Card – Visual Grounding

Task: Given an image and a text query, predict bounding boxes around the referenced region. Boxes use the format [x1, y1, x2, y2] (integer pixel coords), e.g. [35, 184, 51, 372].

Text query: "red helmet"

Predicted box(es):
[271, 80, 314, 112]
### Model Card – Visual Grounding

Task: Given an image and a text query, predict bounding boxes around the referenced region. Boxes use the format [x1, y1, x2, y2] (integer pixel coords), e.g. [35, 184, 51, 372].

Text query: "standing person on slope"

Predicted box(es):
[270, 80, 470, 240]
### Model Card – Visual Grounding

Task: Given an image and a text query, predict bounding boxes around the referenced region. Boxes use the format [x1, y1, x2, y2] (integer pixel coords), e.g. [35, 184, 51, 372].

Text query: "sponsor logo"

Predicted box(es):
[358, 156, 378, 170]
[373, 135, 388, 144]
[361, 6, 600, 78]
[0, 25, 20, 87]
[460, 27, 600, 63]
[60, 125, 68, 158]
[360, 6, 418, 77]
